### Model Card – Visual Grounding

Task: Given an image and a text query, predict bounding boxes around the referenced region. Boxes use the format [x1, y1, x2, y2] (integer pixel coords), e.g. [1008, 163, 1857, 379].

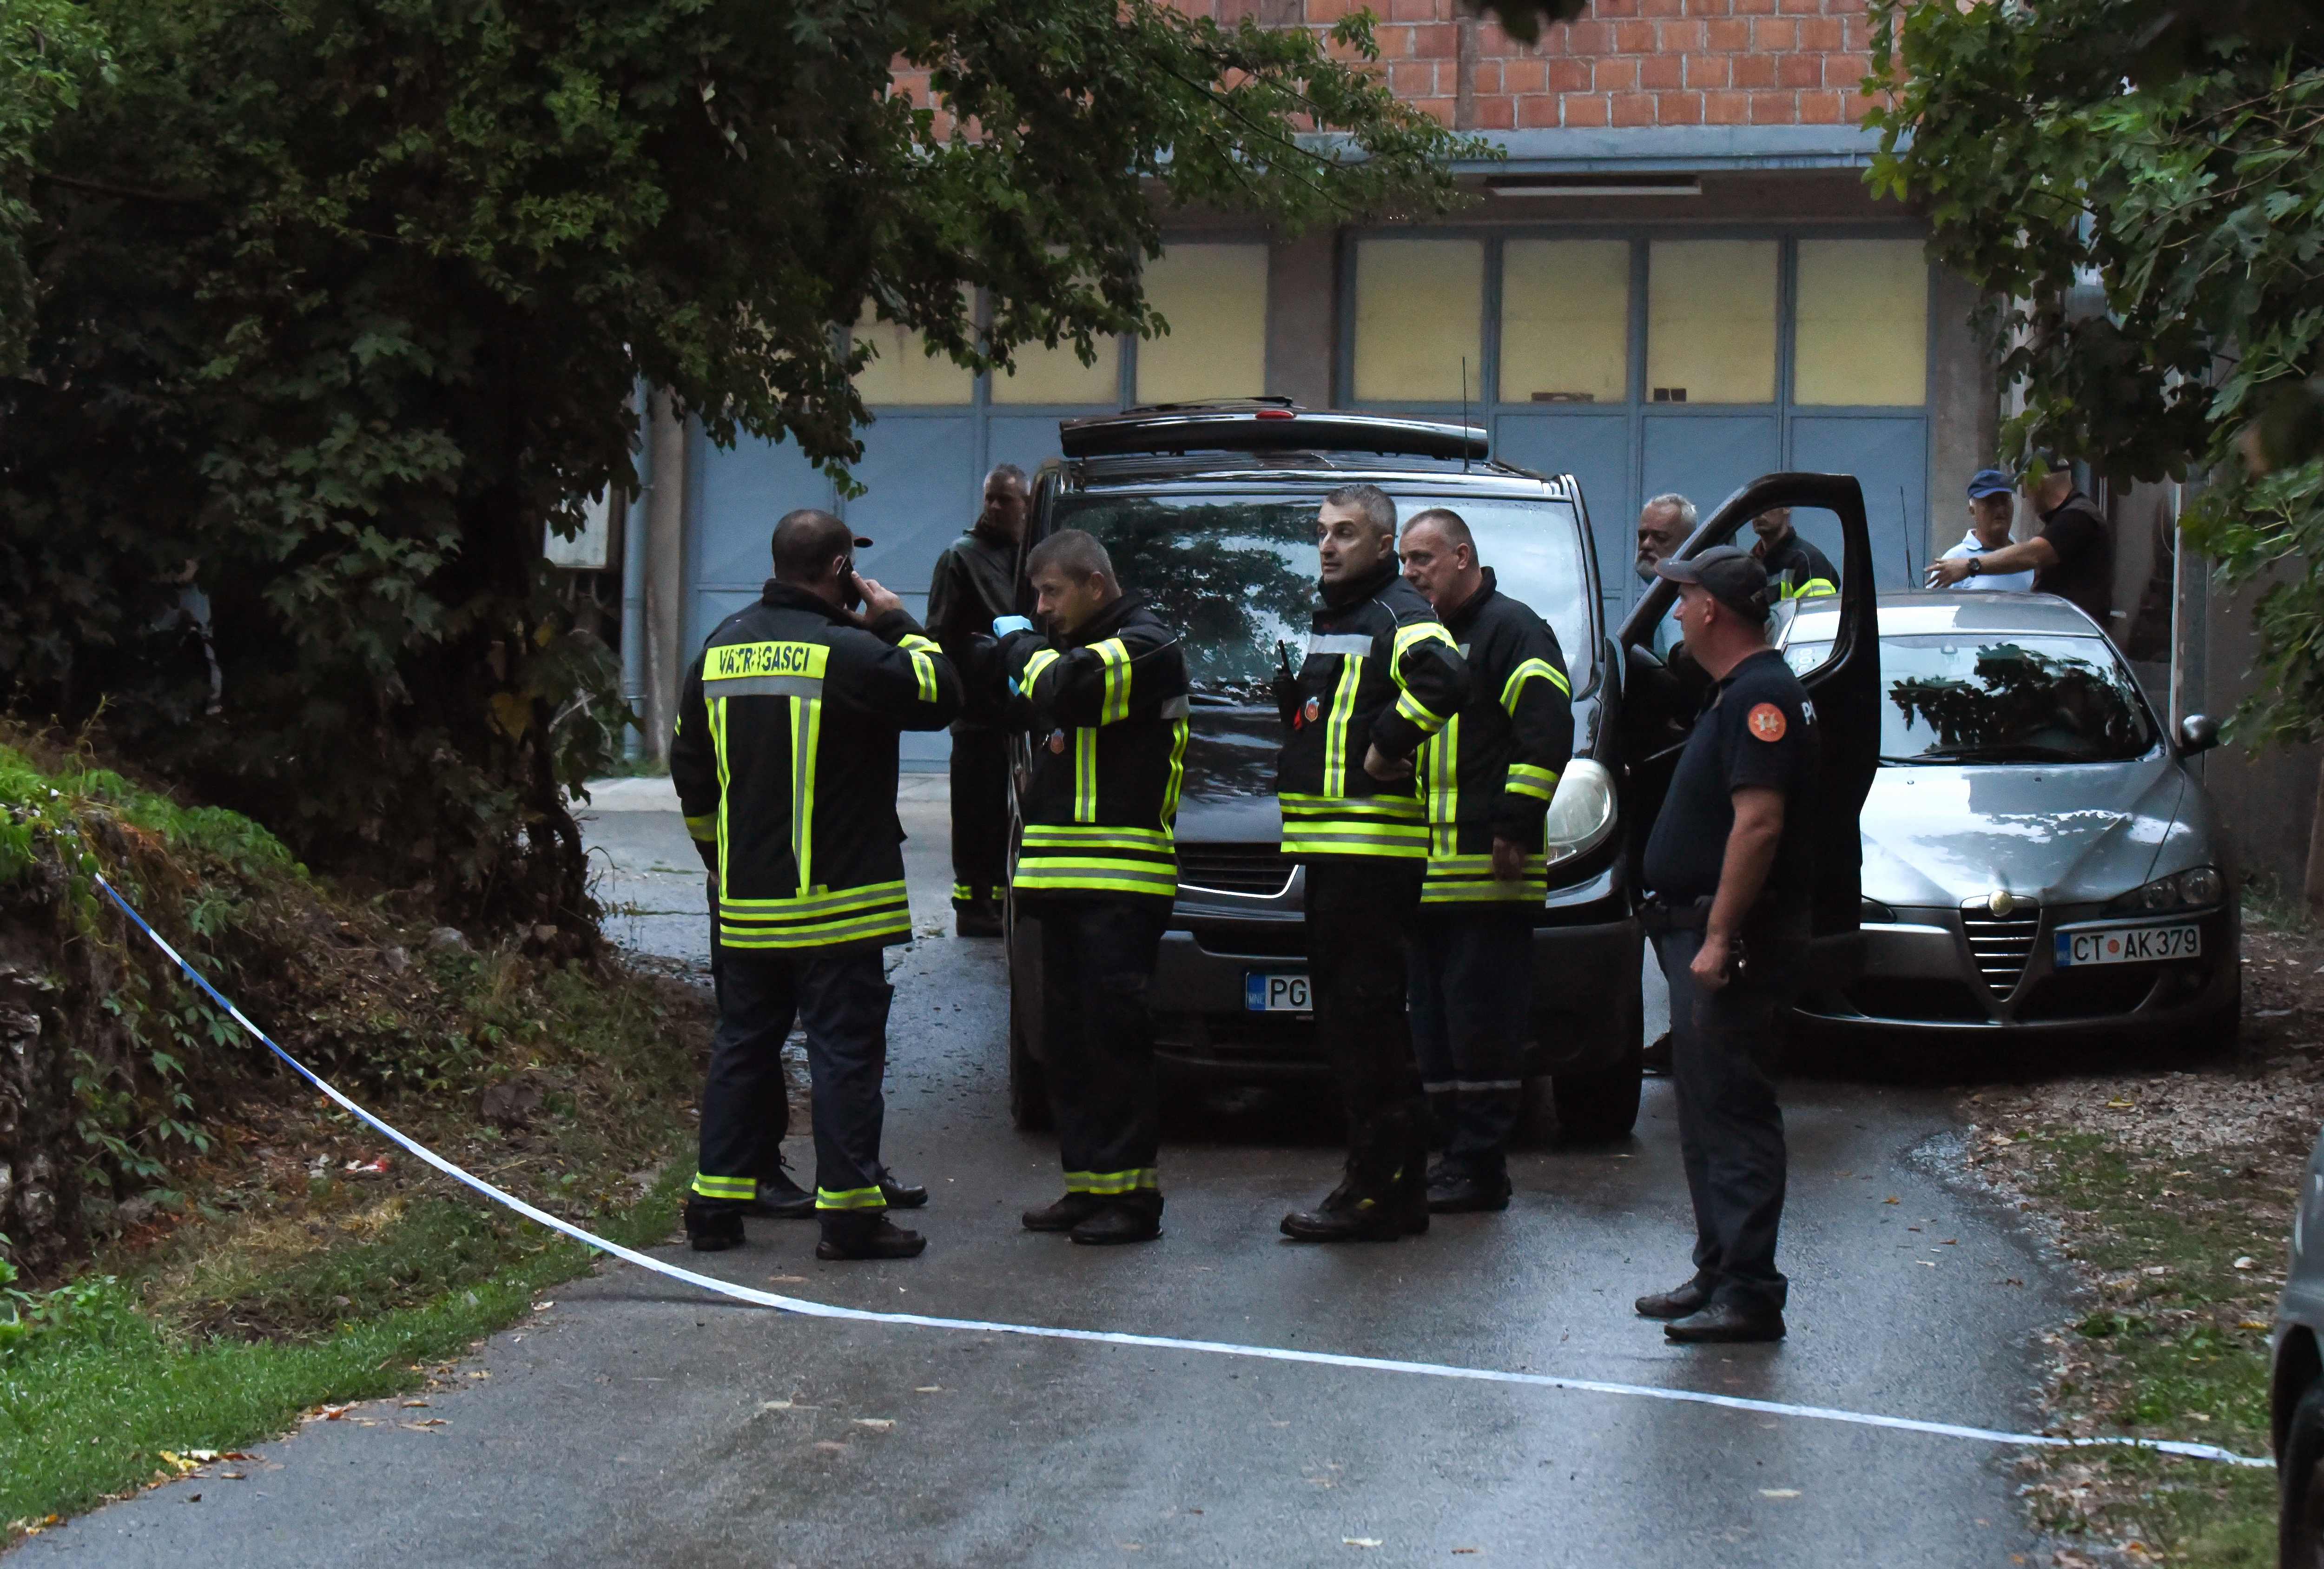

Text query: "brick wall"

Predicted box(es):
[1195, 0, 1879, 131]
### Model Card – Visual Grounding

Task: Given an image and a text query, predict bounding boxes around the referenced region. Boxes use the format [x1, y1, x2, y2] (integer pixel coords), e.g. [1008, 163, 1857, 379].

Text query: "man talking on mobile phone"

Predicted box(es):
[1632, 545, 1819, 1344]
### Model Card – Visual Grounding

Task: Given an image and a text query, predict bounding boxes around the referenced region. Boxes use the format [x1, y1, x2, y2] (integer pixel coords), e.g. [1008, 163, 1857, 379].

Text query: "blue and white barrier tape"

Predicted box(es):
[93, 872, 2271, 1470]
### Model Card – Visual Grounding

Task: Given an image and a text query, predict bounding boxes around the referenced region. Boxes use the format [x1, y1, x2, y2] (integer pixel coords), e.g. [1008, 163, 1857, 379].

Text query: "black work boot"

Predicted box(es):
[876, 1166, 929, 1209]
[684, 1198, 745, 1252]
[1426, 1161, 1512, 1214]
[1634, 1278, 1714, 1320]
[1423, 1089, 1456, 1153]
[1022, 1192, 1108, 1233]
[1664, 1300, 1785, 1344]
[741, 1159, 816, 1221]
[954, 900, 1004, 939]
[815, 1213, 926, 1261]
[1069, 1193, 1163, 1246]
[1281, 1127, 1420, 1243]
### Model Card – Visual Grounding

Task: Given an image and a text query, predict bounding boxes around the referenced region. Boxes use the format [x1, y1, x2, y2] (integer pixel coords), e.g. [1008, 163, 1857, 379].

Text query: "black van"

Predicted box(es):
[1003, 402, 1880, 1143]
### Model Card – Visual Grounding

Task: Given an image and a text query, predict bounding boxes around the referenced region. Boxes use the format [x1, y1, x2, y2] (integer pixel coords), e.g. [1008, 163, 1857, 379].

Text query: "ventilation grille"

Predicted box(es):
[1176, 844, 1293, 899]
[1961, 903, 2041, 995]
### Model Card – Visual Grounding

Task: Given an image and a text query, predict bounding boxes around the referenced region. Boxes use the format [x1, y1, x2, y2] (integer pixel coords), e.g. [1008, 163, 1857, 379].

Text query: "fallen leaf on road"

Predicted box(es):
[1918, 1261, 1936, 1268]
[2106, 1099, 2134, 1109]
[812, 1440, 849, 1453]
[1884, 1196, 1900, 1205]
[1343, 1540, 1383, 1549]
[914, 1385, 943, 1393]
[759, 1400, 795, 1411]
[769, 1275, 807, 1284]
[1760, 1489, 1801, 1499]
[2234, 1256, 2257, 1270]
[530, 1301, 554, 1312]
[2243, 1320, 2271, 1330]
[854, 1418, 895, 1432]
[219, 1472, 246, 1481]
[403, 1419, 446, 1430]
[401, 1400, 429, 1409]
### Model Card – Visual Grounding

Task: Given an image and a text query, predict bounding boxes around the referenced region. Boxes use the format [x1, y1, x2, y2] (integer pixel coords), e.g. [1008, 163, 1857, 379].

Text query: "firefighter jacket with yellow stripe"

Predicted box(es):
[1418, 569, 1576, 905]
[997, 593, 1189, 904]
[1756, 530, 1839, 601]
[1274, 560, 1472, 861]
[671, 582, 962, 952]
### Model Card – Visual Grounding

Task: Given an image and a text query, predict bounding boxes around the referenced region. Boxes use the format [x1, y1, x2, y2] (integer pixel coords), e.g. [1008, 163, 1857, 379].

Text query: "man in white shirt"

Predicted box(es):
[1931, 469, 2036, 592]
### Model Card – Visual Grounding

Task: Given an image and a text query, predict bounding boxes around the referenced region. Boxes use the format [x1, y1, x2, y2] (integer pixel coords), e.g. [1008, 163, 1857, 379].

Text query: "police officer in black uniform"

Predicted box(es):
[994, 530, 1190, 1245]
[928, 465, 1031, 937]
[1396, 508, 1574, 1212]
[1275, 484, 1471, 1243]
[674, 510, 962, 1260]
[1633, 545, 1819, 1343]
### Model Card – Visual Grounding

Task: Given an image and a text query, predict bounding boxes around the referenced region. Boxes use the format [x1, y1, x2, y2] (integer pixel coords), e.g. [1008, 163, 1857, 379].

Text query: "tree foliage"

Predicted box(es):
[1867, 0, 2324, 748]
[2, 0, 1474, 935]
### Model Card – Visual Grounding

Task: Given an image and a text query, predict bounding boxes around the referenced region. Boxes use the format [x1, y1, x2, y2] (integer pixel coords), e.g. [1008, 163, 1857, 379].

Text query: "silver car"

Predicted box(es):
[1776, 591, 2240, 1043]
[2276, 1125, 2324, 1558]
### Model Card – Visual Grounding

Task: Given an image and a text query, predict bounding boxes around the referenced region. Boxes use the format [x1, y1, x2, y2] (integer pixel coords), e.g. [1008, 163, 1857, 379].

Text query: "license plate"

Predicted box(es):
[1245, 972, 1311, 1013]
[2054, 923, 2200, 967]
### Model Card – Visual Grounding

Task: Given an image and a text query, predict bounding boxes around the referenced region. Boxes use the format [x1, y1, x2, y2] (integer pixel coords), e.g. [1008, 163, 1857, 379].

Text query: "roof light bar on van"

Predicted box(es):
[1059, 405, 1488, 462]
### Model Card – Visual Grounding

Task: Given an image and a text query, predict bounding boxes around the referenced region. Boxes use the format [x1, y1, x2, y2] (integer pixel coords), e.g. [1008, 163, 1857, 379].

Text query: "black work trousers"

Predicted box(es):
[950, 726, 1009, 907]
[1408, 905, 1535, 1174]
[695, 944, 895, 1217]
[707, 880, 793, 1188]
[1305, 858, 1426, 1186]
[1650, 926, 1792, 1314]
[1036, 897, 1168, 1196]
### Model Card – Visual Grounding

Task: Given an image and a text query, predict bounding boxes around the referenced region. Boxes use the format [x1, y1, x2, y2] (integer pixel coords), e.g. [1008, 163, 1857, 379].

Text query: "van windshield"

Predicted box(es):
[1047, 492, 1597, 697]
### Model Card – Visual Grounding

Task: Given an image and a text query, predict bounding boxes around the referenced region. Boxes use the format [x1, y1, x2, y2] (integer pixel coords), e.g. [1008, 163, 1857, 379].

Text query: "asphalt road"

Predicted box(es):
[21, 780, 2069, 1568]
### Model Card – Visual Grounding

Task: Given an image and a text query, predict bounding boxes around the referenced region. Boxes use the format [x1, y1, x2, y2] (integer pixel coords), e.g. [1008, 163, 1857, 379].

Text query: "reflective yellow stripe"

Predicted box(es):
[1093, 637, 1132, 724]
[1163, 717, 1188, 825]
[1021, 647, 1062, 698]
[1505, 762, 1559, 801]
[717, 880, 912, 949]
[706, 641, 828, 681]
[1065, 1168, 1160, 1194]
[952, 882, 974, 901]
[1500, 658, 1571, 711]
[1013, 860, 1179, 896]
[1781, 577, 1837, 601]
[1394, 687, 1450, 735]
[789, 694, 821, 894]
[710, 695, 732, 890]
[1073, 728, 1097, 822]
[1280, 792, 1425, 821]
[1322, 659, 1361, 797]
[1393, 622, 1456, 657]
[816, 1186, 886, 1211]
[691, 1172, 757, 1200]
[1426, 713, 1460, 857]
[684, 813, 718, 842]
[721, 880, 912, 913]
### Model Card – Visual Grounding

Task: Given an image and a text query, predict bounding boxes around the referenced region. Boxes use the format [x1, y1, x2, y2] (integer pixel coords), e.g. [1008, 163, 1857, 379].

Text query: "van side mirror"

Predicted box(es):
[2178, 714, 2219, 755]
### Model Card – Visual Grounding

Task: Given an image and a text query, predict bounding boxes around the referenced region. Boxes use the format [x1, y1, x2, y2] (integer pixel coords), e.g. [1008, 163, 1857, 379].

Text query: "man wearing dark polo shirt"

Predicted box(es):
[1926, 457, 2112, 623]
[1632, 545, 1820, 1346]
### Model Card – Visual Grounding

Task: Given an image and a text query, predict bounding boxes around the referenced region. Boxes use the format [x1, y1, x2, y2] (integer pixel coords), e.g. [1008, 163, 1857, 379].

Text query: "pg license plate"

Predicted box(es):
[1245, 973, 1311, 1013]
[2055, 923, 2200, 967]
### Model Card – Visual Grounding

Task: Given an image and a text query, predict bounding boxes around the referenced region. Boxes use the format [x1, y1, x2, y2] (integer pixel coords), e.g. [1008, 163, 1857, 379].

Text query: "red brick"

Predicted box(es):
[1843, 13, 1874, 50]
[1611, 91, 1658, 126]
[1641, 53, 1684, 88]
[1565, 93, 1611, 126]
[1412, 22, 1459, 57]
[1658, 19, 1707, 50]
[1733, 0, 1776, 13]
[1778, 52, 1823, 87]
[1705, 16, 1751, 49]
[1593, 0, 1639, 15]
[1641, 0, 1684, 16]
[1749, 89, 1798, 124]
[1840, 86, 1883, 123]
[1474, 96, 1518, 129]
[1799, 16, 1844, 50]
[1561, 20, 1612, 53]
[1596, 55, 1640, 91]
[1730, 51, 1777, 87]
[1751, 17, 1797, 49]
[1502, 58, 1548, 93]
[1545, 57, 1592, 92]
[1797, 90, 1843, 124]
[1373, 25, 1412, 58]
[1657, 90, 1705, 123]
[1472, 60, 1503, 94]
[1828, 52, 1873, 86]
[1303, 0, 1367, 20]
[1517, 92, 1564, 127]
[1704, 88, 1751, 123]
[1389, 60, 1439, 94]
[1613, 19, 1656, 51]
[1778, 0, 1820, 12]
[1413, 95, 1457, 123]
[1387, 0, 1442, 20]
[1686, 0, 1734, 13]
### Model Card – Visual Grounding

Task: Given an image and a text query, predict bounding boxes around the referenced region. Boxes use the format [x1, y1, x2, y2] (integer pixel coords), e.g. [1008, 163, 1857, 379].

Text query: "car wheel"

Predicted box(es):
[2281, 1379, 2324, 1568]
[1551, 1033, 1644, 1142]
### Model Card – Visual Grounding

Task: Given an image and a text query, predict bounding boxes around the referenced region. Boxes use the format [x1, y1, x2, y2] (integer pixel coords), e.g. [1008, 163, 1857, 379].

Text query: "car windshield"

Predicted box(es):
[1047, 491, 1597, 698]
[1784, 632, 2155, 764]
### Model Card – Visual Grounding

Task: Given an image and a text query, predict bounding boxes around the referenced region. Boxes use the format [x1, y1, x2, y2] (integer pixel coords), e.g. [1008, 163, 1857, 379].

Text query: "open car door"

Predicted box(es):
[1612, 473, 1881, 987]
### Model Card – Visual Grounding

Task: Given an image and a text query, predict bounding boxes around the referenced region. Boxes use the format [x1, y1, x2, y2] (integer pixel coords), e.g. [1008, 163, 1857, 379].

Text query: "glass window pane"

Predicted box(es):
[1646, 240, 1777, 405]
[992, 332, 1121, 406]
[1500, 239, 1630, 406]
[1354, 238, 1484, 404]
[1795, 239, 1928, 407]
[852, 308, 975, 406]
[1137, 244, 1269, 404]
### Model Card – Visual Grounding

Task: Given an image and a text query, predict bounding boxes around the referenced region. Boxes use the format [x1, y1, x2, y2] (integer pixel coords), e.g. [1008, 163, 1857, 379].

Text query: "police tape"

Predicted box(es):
[93, 871, 2272, 1471]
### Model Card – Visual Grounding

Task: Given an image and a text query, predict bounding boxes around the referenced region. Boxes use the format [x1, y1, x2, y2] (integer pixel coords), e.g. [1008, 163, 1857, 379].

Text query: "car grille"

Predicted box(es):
[2019, 964, 2168, 1022]
[1841, 977, 1989, 1023]
[1177, 844, 1293, 898]
[1961, 903, 2041, 995]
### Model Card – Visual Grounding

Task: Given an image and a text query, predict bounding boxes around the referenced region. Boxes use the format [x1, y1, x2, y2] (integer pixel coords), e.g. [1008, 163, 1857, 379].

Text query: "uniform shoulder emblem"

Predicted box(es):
[1746, 702, 1788, 743]
[1800, 696, 1818, 726]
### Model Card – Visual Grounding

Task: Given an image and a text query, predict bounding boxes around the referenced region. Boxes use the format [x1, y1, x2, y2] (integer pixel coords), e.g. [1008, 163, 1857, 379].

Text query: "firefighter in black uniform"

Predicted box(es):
[1395, 508, 1574, 1212]
[1275, 484, 1471, 1242]
[993, 529, 1190, 1246]
[1749, 507, 1839, 602]
[1634, 545, 1820, 1344]
[927, 464, 1031, 937]
[674, 509, 962, 1260]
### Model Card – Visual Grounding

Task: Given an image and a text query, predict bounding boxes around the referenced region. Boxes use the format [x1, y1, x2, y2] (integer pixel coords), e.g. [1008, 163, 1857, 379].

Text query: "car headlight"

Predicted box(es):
[1541, 758, 1618, 867]
[2103, 865, 2225, 917]
[1860, 897, 1896, 924]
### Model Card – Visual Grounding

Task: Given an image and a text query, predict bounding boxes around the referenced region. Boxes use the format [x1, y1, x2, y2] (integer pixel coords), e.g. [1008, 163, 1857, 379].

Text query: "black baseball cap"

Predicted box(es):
[1654, 544, 1770, 622]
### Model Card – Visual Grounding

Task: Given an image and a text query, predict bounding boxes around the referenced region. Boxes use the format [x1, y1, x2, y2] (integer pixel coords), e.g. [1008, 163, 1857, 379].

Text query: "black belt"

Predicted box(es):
[1638, 895, 1713, 935]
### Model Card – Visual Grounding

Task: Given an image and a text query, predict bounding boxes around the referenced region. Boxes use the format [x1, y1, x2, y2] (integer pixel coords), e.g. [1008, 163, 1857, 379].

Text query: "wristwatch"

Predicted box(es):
[1967, 556, 1981, 576]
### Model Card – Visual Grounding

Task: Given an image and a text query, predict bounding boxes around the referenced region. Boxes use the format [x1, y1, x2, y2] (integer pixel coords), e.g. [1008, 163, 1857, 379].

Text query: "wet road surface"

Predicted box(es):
[19, 781, 2068, 1567]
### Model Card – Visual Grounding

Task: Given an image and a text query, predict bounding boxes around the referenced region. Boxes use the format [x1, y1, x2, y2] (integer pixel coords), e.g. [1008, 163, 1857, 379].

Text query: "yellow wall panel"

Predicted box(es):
[852, 308, 974, 407]
[1795, 238, 1928, 407]
[1137, 245, 1270, 405]
[1354, 238, 1485, 404]
[1646, 240, 1777, 405]
[1500, 239, 1631, 406]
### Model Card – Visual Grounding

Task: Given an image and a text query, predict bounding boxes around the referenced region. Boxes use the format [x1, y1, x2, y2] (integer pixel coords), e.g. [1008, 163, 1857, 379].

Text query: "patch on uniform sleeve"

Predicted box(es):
[1746, 702, 1788, 742]
[1301, 697, 1320, 724]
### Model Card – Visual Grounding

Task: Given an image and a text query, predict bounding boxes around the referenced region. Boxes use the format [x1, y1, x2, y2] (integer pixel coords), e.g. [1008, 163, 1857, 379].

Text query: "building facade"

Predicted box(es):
[630, 0, 1997, 765]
